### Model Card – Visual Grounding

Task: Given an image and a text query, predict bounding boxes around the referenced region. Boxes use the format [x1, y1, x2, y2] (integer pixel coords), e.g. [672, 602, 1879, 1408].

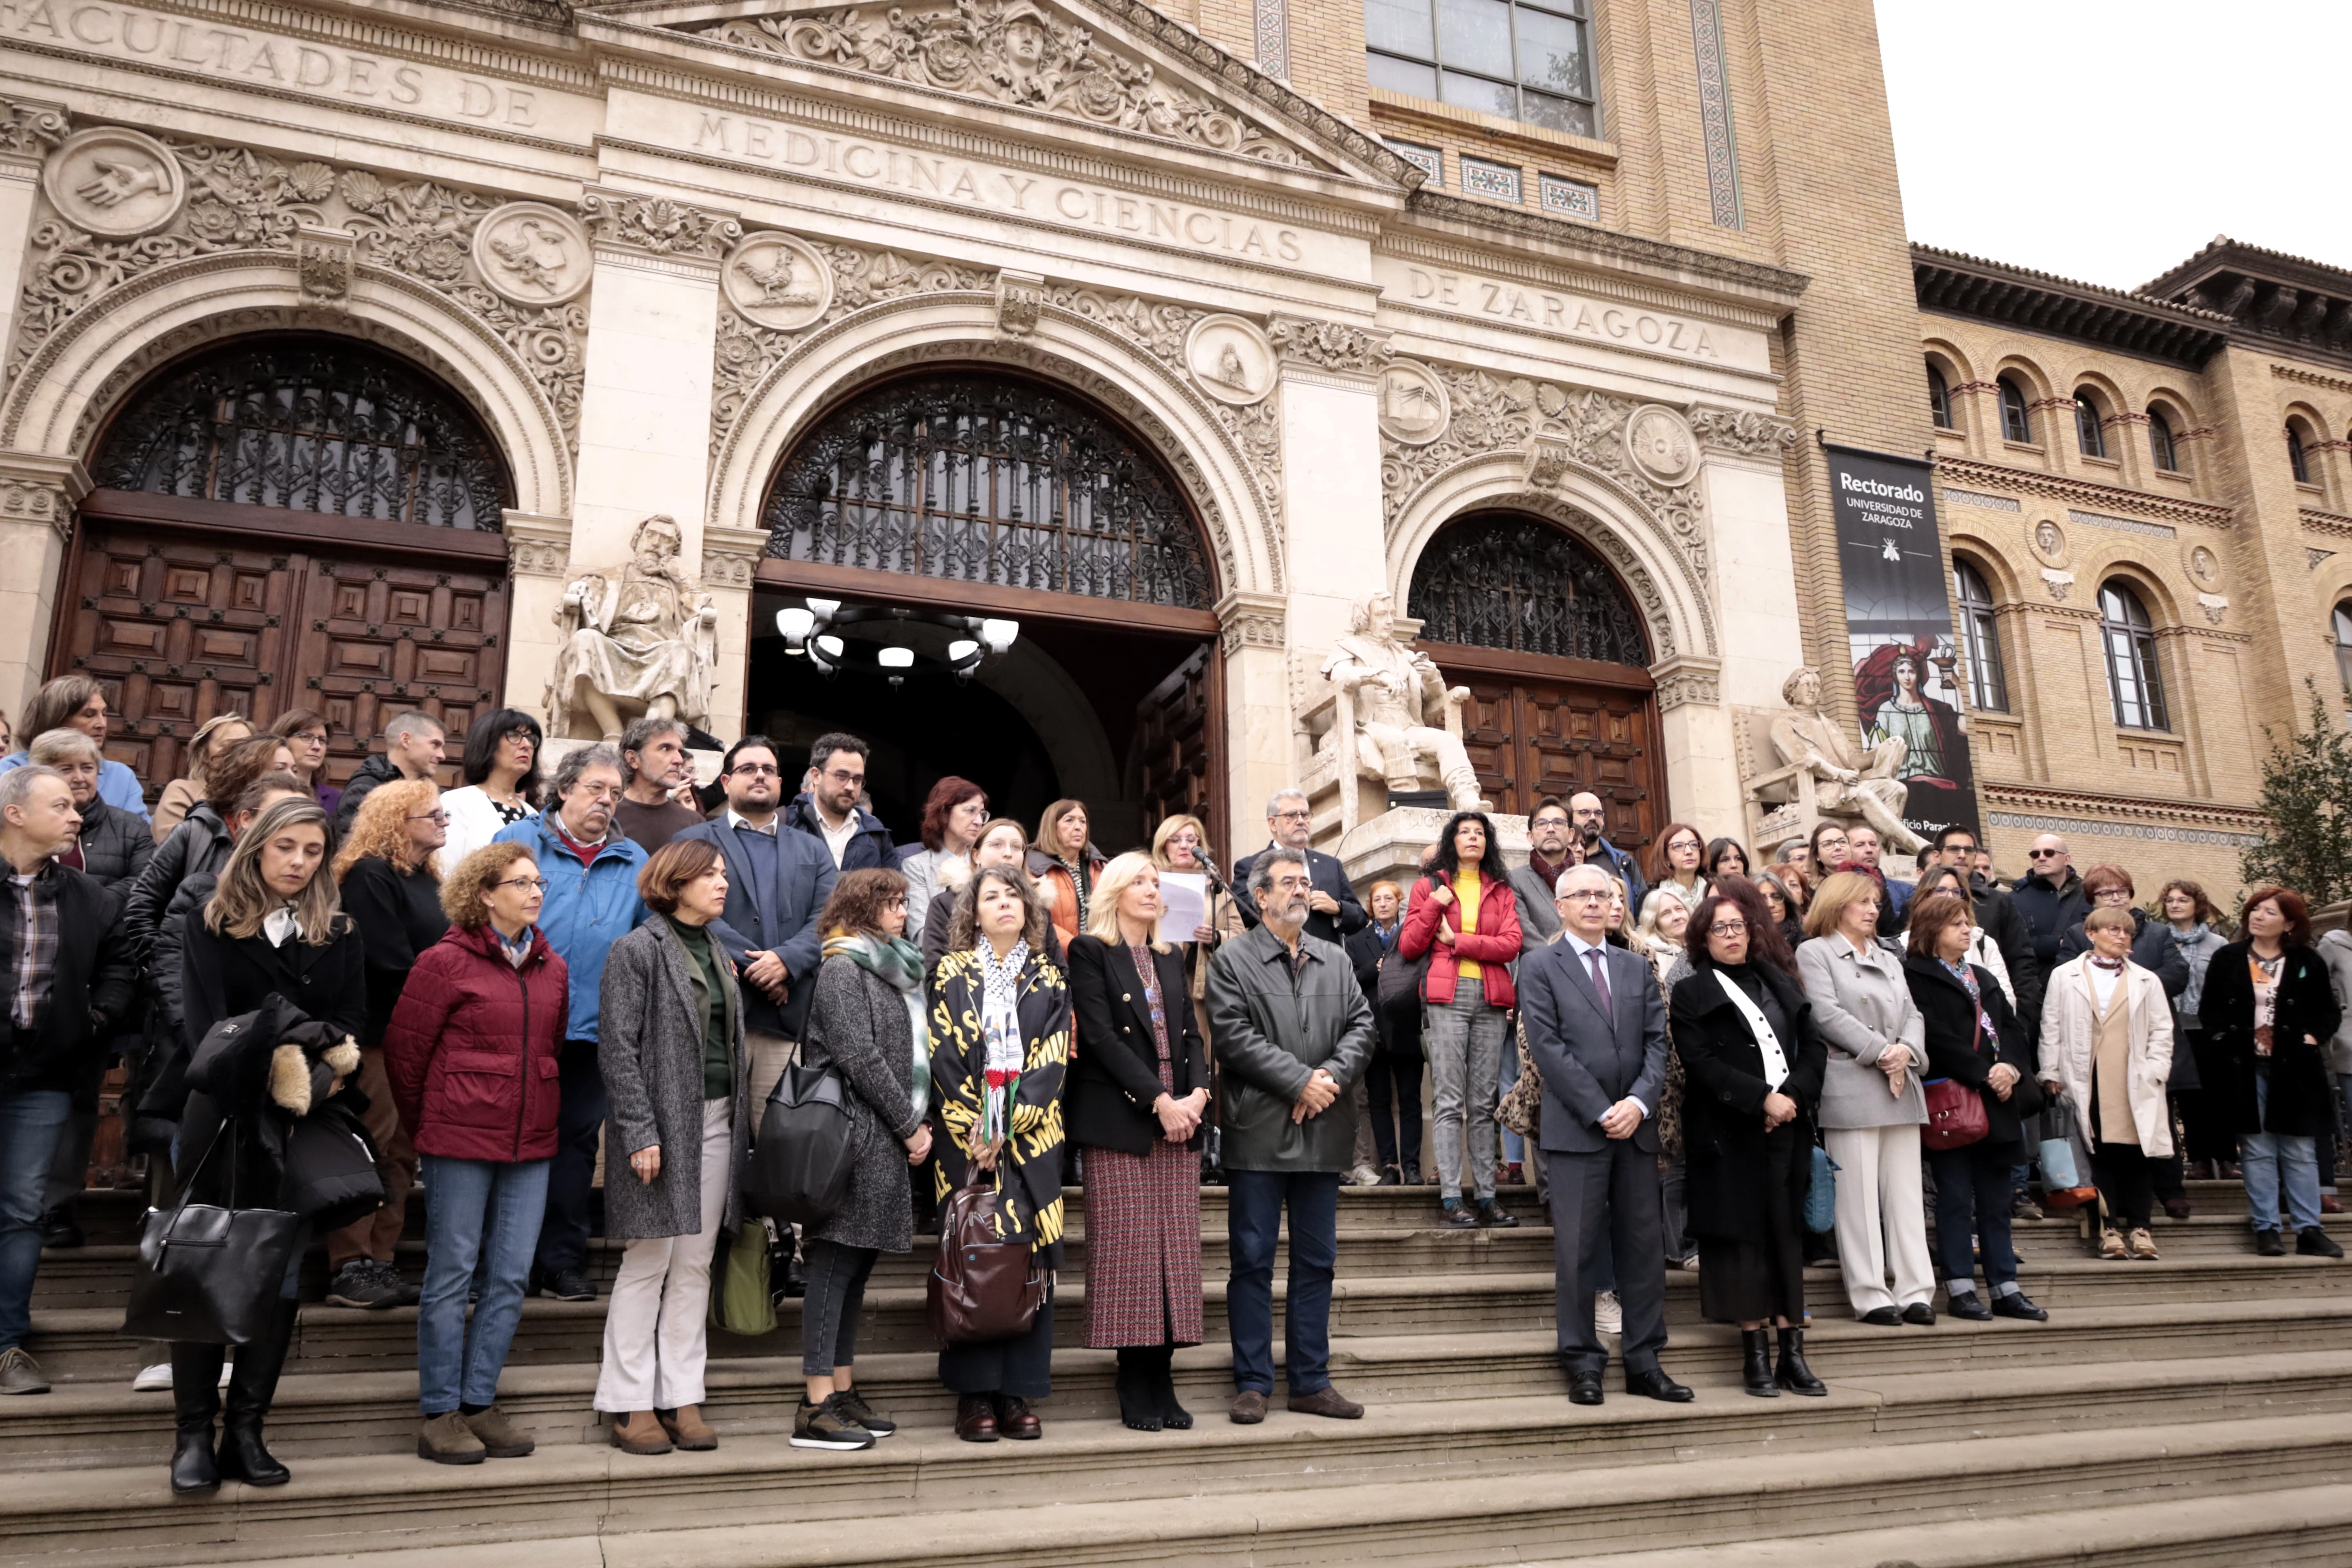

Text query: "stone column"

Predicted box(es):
[1215, 589, 1287, 867]
[1692, 411, 1807, 842]
[1269, 315, 1391, 657]
[699, 522, 769, 740]
[0, 98, 65, 377]
[502, 510, 573, 731]
[0, 453, 84, 720]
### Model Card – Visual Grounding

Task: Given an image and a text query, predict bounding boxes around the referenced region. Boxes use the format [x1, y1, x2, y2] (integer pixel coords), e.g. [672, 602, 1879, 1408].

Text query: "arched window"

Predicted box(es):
[1406, 513, 1649, 665]
[92, 338, 507, 530]
[1927, 362, 1954, 430]
[2335, 601, 2352, 702]
[762, 373, 1213, 609]
[2074, 392, 2107, 459]
[1999, 377, 2033, 444]
[2148, 407, 2179, 472]
[2099, 579, 2168, 731]
[1952, 558, 2007, 711]
[2289, 421, 2315, 485]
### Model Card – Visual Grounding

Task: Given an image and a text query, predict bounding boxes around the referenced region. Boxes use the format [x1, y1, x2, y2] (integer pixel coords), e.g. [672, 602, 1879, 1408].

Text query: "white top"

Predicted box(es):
[2088, 959, 2123, 1010]
[442, 784, 535, 871]
[815, 806, 858, 868]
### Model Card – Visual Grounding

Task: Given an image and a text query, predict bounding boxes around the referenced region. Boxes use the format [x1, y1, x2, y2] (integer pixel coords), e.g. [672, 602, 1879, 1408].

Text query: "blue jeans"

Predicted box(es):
[1928, 1142, 2018, 1296]
[0, 1090, 69, 1353]
[418, 1154, 549, 1414]
[2241, 1071, 2321, 1234]
[1226, 1170, 1339, 1396]
[536, 1040, 606, 1276]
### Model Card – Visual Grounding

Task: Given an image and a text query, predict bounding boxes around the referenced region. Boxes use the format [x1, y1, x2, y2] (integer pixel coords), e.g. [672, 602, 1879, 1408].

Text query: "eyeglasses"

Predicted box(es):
[492, 876, 550, 892]
[1709, 920, 1749, 936]
[408, 811, 450, 825]
[1271, 809, 1312, 822]
[882, 894, 908, 907]
[821, 768, 864, 784]
[572, 784, 621, 803]
[2027, 848, 2064, 860]
[2094, 889, 2132, 903]
[731, 764, 782, 778]
[1560, 890, 1612, 904]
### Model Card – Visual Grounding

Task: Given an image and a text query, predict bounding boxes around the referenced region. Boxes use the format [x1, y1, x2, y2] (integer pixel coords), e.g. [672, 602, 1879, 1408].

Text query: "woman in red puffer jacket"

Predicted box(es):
[1398, 811, 1524, 1228]
[382, 841, 569, 1466]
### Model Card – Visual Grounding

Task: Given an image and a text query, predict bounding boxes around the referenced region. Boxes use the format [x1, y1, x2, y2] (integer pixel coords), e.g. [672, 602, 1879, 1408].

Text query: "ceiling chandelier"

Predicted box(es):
[773, 599, 1020, 688]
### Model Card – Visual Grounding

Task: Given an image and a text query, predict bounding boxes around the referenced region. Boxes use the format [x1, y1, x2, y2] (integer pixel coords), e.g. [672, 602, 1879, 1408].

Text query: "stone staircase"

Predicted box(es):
[5, 1178, 2351, 1567]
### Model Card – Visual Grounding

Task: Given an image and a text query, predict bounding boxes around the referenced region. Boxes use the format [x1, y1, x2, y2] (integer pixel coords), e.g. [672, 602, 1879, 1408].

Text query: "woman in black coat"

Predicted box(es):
[1669, 881, 1828, 1398]
[169, 797, 367, 1498]
[1902, 888, 2049, 1326]
[1067, 853, 1210, 1433]
[2197, 887, 2344, 1258]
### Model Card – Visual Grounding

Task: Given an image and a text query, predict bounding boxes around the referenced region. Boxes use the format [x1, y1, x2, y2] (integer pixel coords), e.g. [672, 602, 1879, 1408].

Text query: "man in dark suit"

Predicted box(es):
[1518, 861, 1690, 1407]
[1232, 789, 1367, 948]
[675, 736, 836, 1108]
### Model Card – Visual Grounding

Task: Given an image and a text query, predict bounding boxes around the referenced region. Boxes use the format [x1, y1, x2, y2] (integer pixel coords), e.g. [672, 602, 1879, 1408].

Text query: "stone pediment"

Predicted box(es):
[586, 0, 1409, 182]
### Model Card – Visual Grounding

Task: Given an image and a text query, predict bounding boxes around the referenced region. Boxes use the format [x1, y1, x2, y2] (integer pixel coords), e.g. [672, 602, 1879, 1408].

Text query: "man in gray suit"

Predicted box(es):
[1518, 861, 1690, 1407]
[1507, 796, 1573, 944]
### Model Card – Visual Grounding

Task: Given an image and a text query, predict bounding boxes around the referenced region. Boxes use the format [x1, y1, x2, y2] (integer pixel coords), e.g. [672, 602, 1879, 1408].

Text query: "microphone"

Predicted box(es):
[1193, 845, 1227, 892]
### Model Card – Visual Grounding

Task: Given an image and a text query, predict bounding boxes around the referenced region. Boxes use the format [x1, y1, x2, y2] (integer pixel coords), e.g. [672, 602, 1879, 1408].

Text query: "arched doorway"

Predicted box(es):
[750, 369, 1223, 853]
[56, 334, 514, 793]
[1407, 510, 1663, 852]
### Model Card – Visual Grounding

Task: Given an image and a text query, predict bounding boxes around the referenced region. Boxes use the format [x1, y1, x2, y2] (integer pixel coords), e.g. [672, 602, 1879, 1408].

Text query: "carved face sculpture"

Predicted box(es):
[2035, 521, 2063, 558]
[1791, 668, 1821, 708]
[1359, 591, 1395, 635]
[1003, 19, 1048, 70]
[634, 519, 682, 574]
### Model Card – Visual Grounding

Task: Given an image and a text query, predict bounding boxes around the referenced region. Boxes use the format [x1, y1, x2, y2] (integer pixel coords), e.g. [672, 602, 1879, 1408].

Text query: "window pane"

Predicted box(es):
[1367, 52, 1438, 96]
[1518, 89, 1596, 136]
[1436, 0, 1514, 77]
[1514, 6, 1589, 96]
[2335, 604, 2352, 647]
[1439, 69, 1519, 119]
[1365, 0, 1435, 61]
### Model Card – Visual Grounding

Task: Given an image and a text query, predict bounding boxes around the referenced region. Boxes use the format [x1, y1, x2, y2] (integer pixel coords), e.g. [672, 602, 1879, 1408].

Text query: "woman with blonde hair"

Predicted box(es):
[1635, 889, 1693, 990]
[1149, 813, 1240, 1004]
[1067, 852, 1208, 1431]
[318, 778, 450, 1309]
[152, 711, 255, 842]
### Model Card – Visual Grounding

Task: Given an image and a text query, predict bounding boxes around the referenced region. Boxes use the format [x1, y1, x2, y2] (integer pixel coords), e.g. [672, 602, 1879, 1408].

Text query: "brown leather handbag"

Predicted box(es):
[926, 1165, 1049, 1344]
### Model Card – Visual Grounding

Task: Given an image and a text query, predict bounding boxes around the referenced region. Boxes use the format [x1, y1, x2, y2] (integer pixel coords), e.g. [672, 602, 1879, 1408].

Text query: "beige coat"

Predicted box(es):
[2039, 955, 2174, 1156]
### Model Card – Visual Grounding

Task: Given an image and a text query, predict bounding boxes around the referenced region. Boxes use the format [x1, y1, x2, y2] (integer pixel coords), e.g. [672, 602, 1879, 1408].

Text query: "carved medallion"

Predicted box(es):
[722, 232, 834, 332]
[2029, 517, 2069, 568]
[43, 127, 185, 239]
[1184, 314, 1273, 406]
[2184, 542, 2221, 589]
[1377, 359, 1450, 446]
[1623, 404, 1698, 487]
[470, 202, 591, 305]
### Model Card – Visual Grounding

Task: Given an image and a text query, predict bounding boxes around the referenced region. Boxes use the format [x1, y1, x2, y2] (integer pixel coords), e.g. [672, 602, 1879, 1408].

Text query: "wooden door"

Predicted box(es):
[1130, 642, 1220, 856]
[296, 557, 506, 792]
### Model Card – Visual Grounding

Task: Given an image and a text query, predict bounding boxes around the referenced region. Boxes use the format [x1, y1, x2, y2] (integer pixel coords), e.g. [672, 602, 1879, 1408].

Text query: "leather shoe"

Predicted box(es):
[1859, 1306, 1903, 1327]
[610, 1411, 673, 1455]
[1901, 1302, 1937, 1326]
[2256, 1228, 2287, 1257]
[1566, 1372, 1604, 1407]
[1945, 1290, 1993, 1321]
[1990, 1290, 2049, 1321]
[657, 1405, 718, 1451]
[216, 1421, 289, 1486]
[169, 1430, 219, 1496]
[1229, 1390, 1268, 1425]
[1287, 1385, 1363, 1420]
[954, 1395, 999, 1442]
[2298, 1226, 2345, 1260]
[993, 1395, 1041, 1440]
[1625, 1368, 1693, 1403]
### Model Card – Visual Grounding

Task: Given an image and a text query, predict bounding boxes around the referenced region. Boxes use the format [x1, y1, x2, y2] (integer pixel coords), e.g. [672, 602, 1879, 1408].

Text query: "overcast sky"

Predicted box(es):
[1876, 2, 2352, 294]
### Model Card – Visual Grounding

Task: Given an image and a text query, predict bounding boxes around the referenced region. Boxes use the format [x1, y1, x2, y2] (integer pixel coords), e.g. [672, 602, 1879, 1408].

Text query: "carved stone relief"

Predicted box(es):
[472, 203, 593, 305]
[721, 231, 834, 330]
[1184, 314, 1275, 406]
[2029, 518, 2069, 567]
[1623, 404, 1699, 487]
[42, 127, 184, 238]
[1377, 359, 1449, 445]
[582, 192, 740, 262]
[0, 96, 66, 158]
[2184, 542, 2222, 589]
[1687, 404, 1797, 457]
[1266, 314, 1390, 376]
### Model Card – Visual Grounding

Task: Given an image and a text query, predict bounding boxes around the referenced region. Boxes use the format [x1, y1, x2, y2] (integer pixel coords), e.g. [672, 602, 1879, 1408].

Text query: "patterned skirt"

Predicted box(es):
[1081, 1138, 1205, 1349]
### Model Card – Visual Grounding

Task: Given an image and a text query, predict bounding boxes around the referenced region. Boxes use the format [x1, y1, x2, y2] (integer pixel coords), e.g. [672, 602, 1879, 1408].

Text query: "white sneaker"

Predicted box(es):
[132, 1362, 172, 1392]
[1594, 1290, 1623, 1336]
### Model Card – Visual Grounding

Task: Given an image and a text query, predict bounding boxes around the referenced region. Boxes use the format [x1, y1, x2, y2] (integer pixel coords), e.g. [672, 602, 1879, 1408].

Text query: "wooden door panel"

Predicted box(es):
[1424, 657, 1661, 852]
[1457, 678, 1519, 808]
[1132, 643, 1216, 851]
[299, 559, 505, 789]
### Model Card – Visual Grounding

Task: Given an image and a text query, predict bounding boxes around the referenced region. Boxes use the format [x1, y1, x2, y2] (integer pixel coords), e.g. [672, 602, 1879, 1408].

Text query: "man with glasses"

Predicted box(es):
[1510, 797, 1575, 943]
[1518, 862, 1688, 1408]
[1929, 825, 2042, 1031]
[1232, 789, 1367, 947]
[495, 745, 649, 1302]
[613, 716, 704, 853]
[1567, 791, 1647, 916]
[783, 733, 897, 871]
[2010, 834, 2087, 985]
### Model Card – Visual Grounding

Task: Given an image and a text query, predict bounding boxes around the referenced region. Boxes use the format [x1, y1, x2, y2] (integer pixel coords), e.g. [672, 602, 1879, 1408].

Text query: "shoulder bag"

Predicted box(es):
[121, 1121, 302, 1345]
[1499, 1013, 1545, 1138]
[1921, 1077, 1989, 1150]
[743, 1056, 856, 1225]
[926, 1164, 1049, 1344]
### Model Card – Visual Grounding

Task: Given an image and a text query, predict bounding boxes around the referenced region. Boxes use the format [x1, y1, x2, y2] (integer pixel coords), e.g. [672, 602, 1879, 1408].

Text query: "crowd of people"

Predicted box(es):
[0, 674, 2344, 1487]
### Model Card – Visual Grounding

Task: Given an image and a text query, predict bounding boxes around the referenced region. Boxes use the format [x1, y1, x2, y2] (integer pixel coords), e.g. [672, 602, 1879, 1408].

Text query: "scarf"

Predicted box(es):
[496, 925, 535, 969]
[1055, 853, 1094, 930]
[824, 929, 931, 1121]
[1938, 956, 1996, 1056]
[972, 938, 1030, 1145]
[1710, 963, 1788, 1090]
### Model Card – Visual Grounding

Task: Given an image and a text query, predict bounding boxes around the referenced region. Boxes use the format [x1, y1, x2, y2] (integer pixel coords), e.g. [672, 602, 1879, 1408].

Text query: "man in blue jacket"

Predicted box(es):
[781, 733, 896, 872]
[495, 743, 647, 1303]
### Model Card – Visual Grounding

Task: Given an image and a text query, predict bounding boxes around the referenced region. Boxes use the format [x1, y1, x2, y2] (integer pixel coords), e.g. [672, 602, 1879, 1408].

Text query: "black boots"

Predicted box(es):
[170, 1299, 298, 1493]
[1775, 1327, 1827, 1397]
[169, 1346, 222, 1496]
[1740, 1329, 1777, 1397]
[1150, 1349, 1192, 1430]
[1114, 1348, 1161, 1432]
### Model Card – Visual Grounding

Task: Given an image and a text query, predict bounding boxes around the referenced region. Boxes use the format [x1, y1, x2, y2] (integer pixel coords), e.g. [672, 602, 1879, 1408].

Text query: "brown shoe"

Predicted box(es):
[954, 1394, 998, 1442]
[1230, 1390, 1268, 1425]
[993, 1395, 1041, 1440]
[1287, 1385, 1364, 1420]
[610, 1411, 673, 1455]
[417, 1411, 485, 1465]
[461, 1405, 535, 1459]
[657, 1405, 718, 1451]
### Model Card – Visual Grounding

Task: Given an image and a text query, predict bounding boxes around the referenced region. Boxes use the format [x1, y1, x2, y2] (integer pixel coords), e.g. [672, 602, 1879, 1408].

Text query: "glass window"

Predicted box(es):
[2289, 422, 2314, 484]
[1927, 363, 1953, 430]
[1365, 0, 1597, 138]
[2075, 393, 2106, 459]
[2149, 408, 2178, 472]
[1999, 377, 2033, 443]
[2099, 580, 2168, 732]
[2335, 603, 2352, 705]
[1953, 559, 2007, 712]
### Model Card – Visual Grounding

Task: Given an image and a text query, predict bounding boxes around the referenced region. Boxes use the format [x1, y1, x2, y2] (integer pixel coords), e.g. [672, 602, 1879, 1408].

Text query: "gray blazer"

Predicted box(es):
[1518, 937, 1668, 1155]
[1205, 924, 1375, 1173]
[801, 956, 922, 1253]
[1796, 932, 1929, 1129]
[1509, 862, 1564, 943]
[598, 919, 748, 1241]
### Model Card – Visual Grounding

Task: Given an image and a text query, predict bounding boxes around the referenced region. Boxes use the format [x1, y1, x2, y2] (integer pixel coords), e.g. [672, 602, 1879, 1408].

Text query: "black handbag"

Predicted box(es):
[284, 1094, 385, 1232]
[743, 1058, 856, 1225]
[122, 1122, 302, 1346]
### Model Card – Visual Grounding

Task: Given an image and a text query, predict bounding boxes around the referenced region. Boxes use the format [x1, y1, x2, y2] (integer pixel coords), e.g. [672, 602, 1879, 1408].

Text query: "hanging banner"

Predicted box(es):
[1825, 443, 1982, 844]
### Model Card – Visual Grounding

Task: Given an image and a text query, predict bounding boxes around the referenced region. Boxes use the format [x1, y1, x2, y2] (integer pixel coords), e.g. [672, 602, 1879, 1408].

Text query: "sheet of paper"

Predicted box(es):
[1156, 870, 1208, 944]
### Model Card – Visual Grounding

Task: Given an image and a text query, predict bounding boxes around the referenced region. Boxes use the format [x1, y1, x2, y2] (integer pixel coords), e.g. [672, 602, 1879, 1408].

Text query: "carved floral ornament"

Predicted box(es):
[5, 128, 589, 457]
[690, 0, 1322, 170]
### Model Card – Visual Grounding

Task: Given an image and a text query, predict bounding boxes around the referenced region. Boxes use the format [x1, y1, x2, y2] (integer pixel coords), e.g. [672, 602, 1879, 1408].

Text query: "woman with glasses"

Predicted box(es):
[1649, 822, 1709, 913]
[898, 777, 987, 946]
[269, 708, 340, 819]
[321, 778, 451, 1309]
[441, 709, 544, 868]
[2051, 866, 2190, 999]
[384, 844, 567, 1465]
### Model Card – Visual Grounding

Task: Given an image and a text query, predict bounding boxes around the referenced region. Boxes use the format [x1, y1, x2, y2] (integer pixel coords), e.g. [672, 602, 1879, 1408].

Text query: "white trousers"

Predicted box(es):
[594, 1098, 731, 1413]
[1822, 1122, 1935, 1316]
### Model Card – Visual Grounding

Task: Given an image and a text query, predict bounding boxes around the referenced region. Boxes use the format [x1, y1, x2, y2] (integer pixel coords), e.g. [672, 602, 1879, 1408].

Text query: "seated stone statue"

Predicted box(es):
[1319, 590, 1488, 812]
[1766, 665, 1926, 855]
[545, 513, 719, 741]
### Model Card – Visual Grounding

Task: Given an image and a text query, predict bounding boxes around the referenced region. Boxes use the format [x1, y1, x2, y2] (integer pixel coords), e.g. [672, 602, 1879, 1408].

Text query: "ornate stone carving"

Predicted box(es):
[1317, 590, 1486, 810]
[42, 127, 185, 238]
[722, 231, 834, 330]
[472, 202, 593, 305]
[581, 192, 740, 262]
[2029, 518, 2069, 566]
[2184, 542, 2222, 589]
[0, 96, 65, 158]
[1267, 314, 1391, 375]
[1757, 665, 1925, 855]
[1688, 404, 1798, 458]
[2197, 592, 2229, 626]
[699, 548, 757, 590]
[295, 227, 355, 303]
[0, 475, 71, 538]
[1524, 436, 1572, 492]
[2040, 566, 2074, 601]
[1216, 592, 1286, 656]
[996, 270, 1045, 337]
[509, 534, 571, 578]
[1623, 404, 1699, 487]
[2310, 548, 2337, 572]
[547, 514, 721, 741]
[1377, 360, 1449, 445]
[1650, 655, 1720, 712]
[695, 0, 1317, 169]
[1184, 314, 1275, 406]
